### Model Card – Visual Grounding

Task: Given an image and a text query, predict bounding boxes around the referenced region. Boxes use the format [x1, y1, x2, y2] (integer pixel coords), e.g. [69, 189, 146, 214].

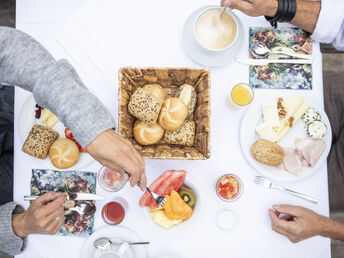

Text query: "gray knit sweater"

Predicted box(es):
[0, 26, 116, 255]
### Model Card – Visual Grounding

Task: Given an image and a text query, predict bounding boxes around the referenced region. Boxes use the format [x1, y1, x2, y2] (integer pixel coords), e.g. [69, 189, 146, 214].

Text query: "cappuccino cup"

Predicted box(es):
[194, 7, 239, 53]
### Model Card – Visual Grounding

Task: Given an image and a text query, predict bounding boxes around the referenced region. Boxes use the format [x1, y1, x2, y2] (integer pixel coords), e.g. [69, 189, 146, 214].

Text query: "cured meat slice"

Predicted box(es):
[295, 138, 326, 167]
[279, 148, 303, 176]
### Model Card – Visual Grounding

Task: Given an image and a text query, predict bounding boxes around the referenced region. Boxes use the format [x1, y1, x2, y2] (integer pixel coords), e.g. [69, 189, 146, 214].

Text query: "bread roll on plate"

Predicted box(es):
[134, 120, 165, 145]
[49, 138, 80, 169]
[158, 98, 188, 131]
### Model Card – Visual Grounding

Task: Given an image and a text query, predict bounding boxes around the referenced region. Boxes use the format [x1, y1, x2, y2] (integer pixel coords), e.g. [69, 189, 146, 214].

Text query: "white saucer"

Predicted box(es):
[80, 226, 146, 258]
[182, 5, 245, 67]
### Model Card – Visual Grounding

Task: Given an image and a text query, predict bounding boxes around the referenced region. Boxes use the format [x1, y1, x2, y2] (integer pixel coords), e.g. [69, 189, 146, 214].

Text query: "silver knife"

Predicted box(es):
[235, 57, 313, 65]
[24, 193, 104, 201]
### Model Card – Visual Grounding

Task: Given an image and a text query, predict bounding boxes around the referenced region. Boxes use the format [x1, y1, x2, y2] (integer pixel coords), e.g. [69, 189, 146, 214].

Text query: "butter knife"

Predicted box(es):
[235, 57, 313, 65]
[24, 193, 104, 201]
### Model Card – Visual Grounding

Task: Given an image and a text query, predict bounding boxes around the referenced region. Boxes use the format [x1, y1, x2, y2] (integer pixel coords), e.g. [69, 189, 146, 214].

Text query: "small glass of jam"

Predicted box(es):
[216, 174, 243, 202]
[98, 166, 128, 192]
[101, 198, 128, 225]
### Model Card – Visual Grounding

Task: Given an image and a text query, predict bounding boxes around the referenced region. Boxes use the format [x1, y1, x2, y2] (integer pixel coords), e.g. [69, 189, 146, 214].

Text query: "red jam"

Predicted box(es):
[102, 201, 125, 225]
[216, 175, 241, 201]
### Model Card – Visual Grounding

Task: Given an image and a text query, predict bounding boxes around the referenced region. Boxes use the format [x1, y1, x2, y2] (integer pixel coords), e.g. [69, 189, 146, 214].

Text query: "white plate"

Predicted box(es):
[240, 96, 332, 182]
[143, 178, 201, 232]
[80, 226, 146, 258]
[18, 95, 94, 171]
[182, 5, 244, 67]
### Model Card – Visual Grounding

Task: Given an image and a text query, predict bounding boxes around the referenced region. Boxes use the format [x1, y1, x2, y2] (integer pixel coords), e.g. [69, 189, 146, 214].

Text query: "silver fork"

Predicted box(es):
[146, 187, 167, 208]
[253, 176, 318, 204]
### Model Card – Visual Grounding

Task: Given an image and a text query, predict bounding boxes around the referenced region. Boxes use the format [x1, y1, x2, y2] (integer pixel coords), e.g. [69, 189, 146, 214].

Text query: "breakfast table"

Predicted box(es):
[14, 0, 331, 257]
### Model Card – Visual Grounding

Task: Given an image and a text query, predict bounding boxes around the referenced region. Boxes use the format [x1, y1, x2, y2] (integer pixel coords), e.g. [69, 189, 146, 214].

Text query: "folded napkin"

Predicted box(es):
[249, 27, 313, 90]
[30, 169, 97, 237]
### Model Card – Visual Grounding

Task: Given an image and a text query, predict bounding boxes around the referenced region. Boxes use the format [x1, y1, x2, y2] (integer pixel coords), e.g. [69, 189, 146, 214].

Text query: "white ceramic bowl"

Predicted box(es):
[193, 7, 239, 53]
[143, 178, 201, 232]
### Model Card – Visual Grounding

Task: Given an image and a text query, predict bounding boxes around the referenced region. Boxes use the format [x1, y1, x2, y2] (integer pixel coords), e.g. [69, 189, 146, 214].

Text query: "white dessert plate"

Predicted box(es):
[143, 177, 201, 232]
[18, 95, 94, 171]
[240, 96, 332, 182]
[80, 226, 146, 258]
[182, 5, 244, 67]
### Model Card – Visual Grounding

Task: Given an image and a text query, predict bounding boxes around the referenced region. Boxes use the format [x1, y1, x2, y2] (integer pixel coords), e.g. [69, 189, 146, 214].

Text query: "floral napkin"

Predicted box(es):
[30, 169, 97, 237]
[249, 27, 313, 90]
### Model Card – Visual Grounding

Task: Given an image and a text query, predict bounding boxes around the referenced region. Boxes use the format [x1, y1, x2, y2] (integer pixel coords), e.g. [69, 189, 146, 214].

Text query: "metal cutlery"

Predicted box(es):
[253, 176, 318, 204]
[250, 41, 313, 60]
[24, 192, 104, 201]
[145, 187, 166, 208]
[94, 238, 150, 250]
[235, 57, 313, 66]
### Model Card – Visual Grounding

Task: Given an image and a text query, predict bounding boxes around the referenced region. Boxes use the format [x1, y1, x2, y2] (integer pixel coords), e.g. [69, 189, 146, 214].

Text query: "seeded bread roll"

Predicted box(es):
[143, 84, 165, 101]
[49, 139, 80, 169]
[158, 98, 188, 131]
[128, 87, 164, 125]
[163, 121, 195, 146]
[133, 120, 165, 145]
[22, 125, 59, 159]
[251, 140, 285, 166]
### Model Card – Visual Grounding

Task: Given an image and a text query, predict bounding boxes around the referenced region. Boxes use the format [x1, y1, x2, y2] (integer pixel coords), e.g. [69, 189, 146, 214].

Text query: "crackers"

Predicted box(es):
[163, 121, 195, 147]
[251, 140, 284, 166]
[22, 125, 59, 159]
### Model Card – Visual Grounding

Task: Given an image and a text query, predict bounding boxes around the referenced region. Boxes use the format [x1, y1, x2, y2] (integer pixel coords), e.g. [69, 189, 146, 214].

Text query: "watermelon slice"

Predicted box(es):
[139, 170, 186, 209]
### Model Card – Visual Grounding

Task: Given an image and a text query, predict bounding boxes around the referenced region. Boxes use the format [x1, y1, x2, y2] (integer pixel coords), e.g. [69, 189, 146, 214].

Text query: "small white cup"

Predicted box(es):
[193, 7, 239, 53]
[96, 242, 129, 258]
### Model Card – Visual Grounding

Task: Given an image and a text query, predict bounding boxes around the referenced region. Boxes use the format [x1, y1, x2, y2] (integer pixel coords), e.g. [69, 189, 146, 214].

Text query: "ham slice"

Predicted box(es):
[279, 148, 303, 176]
[278, 137, 326, 176]
[295, 138, 326, 167]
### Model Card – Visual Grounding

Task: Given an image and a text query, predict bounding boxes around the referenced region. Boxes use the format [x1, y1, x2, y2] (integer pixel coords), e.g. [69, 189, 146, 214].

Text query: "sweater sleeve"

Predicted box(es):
[0, 26, 116, 147]
[0, 202, 26, 256]
[311, 0, 344, 51]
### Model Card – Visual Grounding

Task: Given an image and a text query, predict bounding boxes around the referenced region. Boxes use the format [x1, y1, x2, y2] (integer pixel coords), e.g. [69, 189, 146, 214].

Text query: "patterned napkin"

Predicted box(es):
[249, 27, 313, 90]
[30, 169, 97, 237]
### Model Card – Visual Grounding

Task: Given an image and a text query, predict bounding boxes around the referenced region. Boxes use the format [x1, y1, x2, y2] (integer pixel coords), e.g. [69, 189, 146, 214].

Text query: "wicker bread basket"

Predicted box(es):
[118, 67, 211, 160]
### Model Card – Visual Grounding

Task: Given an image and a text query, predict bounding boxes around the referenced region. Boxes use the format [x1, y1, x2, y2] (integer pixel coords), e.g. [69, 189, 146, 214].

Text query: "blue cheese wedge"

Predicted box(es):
[255, 122, 278, 142]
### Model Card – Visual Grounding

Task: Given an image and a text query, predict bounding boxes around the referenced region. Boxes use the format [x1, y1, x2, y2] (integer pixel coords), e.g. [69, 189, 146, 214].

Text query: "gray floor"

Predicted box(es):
[0, 0, 344, 257]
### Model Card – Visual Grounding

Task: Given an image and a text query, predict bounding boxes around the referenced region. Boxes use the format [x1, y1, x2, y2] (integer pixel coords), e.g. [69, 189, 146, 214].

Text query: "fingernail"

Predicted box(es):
[273, 205, 280, 210]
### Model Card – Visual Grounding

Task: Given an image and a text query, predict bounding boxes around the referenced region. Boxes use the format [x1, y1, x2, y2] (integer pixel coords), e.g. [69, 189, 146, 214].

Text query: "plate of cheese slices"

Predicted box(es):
[240, 95, 332, 182]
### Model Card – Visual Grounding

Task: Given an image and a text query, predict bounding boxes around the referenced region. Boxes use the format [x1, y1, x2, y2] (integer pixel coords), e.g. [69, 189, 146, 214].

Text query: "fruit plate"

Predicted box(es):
[143, 177, 202, 232]
[18, 95, 94, 171]
[240, 96, 332, 182]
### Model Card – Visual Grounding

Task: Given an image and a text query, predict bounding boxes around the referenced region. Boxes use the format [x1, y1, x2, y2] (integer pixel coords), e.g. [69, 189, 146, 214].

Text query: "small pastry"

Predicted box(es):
[133, 120, 165, 145]
[158, 98, 188, 131]
[49, 138, 80, 169]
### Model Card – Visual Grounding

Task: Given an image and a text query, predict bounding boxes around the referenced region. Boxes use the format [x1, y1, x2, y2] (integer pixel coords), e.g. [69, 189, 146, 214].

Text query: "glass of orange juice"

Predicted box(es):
[226, 83, 254, 110]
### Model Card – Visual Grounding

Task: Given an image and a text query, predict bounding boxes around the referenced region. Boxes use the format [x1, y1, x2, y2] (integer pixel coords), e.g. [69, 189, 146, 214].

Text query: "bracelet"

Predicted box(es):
[265, 0, 297, 28]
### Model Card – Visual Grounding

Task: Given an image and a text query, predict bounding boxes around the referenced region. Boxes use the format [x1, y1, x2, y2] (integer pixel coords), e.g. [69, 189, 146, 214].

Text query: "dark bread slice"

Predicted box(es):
[22, 125, 59, 159]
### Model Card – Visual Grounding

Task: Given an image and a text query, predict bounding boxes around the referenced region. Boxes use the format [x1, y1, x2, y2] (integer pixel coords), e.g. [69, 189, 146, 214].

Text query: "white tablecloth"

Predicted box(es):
[14, 0, 331, 257]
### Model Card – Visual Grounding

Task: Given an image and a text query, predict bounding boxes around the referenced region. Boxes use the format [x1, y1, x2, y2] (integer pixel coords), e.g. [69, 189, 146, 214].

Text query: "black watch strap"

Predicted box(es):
[265, 0, 297, 28]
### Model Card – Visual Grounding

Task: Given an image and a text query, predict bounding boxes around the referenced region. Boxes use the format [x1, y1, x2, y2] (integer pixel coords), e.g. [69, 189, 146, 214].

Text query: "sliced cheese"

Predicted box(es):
[262, 101, 279, 127]
[46, 114, 59, 129]
[275, 101, 309, 142]
[255, 122, 278, 142]
[40, 108, 53, 123]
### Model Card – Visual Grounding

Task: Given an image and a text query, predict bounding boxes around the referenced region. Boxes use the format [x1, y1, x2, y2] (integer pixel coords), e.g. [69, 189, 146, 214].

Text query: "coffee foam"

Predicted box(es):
[195, 9, 237, 51]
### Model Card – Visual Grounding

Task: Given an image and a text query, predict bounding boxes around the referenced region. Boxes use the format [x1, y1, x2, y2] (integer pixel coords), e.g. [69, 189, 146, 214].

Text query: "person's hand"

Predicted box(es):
[86, 129, 146, 190]
[12, 192, 67, 237]
[221, 0, 278, 17]
[268, 204, 327, 243]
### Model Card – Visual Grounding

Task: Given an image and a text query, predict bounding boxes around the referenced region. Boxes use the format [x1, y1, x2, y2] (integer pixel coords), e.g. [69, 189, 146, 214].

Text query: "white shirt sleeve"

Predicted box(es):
[311, 0, 344, 51]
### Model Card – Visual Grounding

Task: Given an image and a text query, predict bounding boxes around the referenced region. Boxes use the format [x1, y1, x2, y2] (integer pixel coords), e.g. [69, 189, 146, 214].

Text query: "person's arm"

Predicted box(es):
[268, 204, 344, 243]
[221, 0, 344, 50]
[0, 26, 146, 189]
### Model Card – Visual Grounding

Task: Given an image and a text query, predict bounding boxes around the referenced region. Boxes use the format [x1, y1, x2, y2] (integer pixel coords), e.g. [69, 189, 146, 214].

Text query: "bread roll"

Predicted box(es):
[158, 98, 188, 131]
[251, 140, 284, 166]
[143, 84, 165, 101]
[134, 120, 165, 145]
[176, 84, 197, 116]
[163, 121, 195, 146]
[49, 138, 80, 169]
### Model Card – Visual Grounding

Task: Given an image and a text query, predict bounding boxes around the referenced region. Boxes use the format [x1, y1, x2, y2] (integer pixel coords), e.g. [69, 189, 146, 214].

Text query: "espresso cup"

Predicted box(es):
[194, 7, 239, 53]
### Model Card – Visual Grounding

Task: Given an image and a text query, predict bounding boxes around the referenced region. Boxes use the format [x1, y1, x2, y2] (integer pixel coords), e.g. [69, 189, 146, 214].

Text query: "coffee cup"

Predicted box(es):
[194, 7, 239, 53]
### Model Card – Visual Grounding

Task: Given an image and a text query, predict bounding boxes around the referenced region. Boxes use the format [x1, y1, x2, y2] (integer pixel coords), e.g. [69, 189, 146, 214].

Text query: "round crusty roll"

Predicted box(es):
[49, 138, 80, 169]
[158, 98, 188, 131]
[133, 120, 165, 145]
